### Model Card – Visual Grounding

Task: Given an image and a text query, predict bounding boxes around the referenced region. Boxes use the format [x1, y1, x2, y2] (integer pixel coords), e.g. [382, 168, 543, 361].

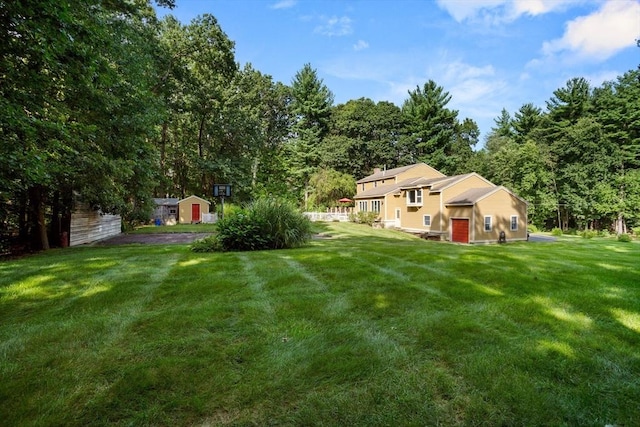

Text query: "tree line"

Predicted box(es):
[1, 1, 638, 252]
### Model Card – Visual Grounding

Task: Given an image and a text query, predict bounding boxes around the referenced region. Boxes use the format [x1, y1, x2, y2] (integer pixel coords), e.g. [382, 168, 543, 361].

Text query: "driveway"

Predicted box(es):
[528, 233, 557, 242]
[99, 233, 212, 245]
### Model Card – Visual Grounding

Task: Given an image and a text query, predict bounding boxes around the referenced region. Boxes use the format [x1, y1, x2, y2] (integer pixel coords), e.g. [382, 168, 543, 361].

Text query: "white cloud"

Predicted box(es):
[542, 0, 640, 61]
[353, 40, 369, 51]
[436, 0, 583, 24]
[270, 0, 296, 10]
[314, 16, 353, 36]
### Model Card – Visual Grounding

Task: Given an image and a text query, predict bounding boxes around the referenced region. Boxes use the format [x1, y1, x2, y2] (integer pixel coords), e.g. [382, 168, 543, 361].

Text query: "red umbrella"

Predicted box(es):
[338, 198, 352, 203]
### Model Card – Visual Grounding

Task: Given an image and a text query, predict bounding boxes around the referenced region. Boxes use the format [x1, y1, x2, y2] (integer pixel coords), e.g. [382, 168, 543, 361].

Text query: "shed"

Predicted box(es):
[69, 203, 121, 246]
[177, 195, 211, 224]
[153, 198, 179, 223]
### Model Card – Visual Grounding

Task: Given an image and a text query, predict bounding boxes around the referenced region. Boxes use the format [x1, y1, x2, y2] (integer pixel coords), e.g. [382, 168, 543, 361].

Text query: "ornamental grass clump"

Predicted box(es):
[195, 197, 311, 252]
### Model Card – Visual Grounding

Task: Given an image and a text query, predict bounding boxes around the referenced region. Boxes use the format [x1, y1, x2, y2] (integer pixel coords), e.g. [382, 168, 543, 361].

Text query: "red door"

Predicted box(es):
[451, 219, 469, 243]
[191, 204, 200, 222]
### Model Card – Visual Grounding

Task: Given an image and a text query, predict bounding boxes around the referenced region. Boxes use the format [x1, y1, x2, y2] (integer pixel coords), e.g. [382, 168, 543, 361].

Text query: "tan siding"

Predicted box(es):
[399, 191, 441, 231]
[178, 196, 211, 224]
[472, 190, 528, 242]
[401, 175, 493, 233]
[395, 163, 444, 182]
[440, 175, 493, 200]
[70, 204, 121, 246]
[383, 194, 403, 226]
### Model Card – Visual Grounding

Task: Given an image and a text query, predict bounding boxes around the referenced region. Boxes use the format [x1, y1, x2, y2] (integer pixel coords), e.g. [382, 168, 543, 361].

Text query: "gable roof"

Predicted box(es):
[431, 173, 494, 192]
[154, 198, 179, 206]
[177, 195, 211, 205]
[354, 177, 423, 199]
[357, 163, 435, 184]
[445, 186, 527, 206]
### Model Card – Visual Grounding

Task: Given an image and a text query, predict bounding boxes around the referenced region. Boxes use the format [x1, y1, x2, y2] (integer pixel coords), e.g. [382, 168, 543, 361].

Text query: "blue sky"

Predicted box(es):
[156, 0, 640, 142]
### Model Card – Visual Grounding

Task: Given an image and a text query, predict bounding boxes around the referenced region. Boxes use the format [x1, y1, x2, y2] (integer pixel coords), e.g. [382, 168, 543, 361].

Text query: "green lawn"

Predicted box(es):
[1, 223, 638, 426]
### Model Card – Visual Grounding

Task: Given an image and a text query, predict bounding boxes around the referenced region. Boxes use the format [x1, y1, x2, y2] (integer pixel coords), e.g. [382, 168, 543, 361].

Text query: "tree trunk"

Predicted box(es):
[252, 157, 259, 189]
[29, 185, 50, 250]
[50, 191, 61, 248]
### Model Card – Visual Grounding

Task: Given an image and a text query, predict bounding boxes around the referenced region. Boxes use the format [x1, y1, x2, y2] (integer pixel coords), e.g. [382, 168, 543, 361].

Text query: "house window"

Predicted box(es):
[169, 208, 177, 214]
[484, 216, 492, 232]
[423, 215, 431, 227]
[361, 183, 365, 192]
[407, 189, 423, 206]
[511, 215, 518, 231]
[359, 201, 368, 212]
[371, 200, 381, 213]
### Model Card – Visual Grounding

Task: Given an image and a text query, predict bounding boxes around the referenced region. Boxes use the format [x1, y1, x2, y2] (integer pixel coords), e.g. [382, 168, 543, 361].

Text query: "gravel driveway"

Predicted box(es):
[99, 233, 212, 245]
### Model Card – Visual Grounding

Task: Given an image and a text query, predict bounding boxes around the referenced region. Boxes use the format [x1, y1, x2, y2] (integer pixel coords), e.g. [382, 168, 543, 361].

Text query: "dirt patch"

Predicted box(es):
[98, 233, 212, 246]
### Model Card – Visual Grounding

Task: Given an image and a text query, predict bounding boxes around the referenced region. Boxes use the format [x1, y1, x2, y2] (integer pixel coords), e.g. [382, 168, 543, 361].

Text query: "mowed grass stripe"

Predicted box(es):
[0, 245, 183, 425]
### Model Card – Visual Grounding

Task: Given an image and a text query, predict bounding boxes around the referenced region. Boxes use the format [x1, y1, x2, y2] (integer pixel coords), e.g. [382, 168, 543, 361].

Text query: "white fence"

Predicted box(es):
[304, 212, 350, 222]
[202, 213, 218, 224]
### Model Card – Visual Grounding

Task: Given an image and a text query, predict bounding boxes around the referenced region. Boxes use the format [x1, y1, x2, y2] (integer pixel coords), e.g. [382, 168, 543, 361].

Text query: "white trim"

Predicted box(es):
[484, 215, 492, 232]
[423, 214, 431, 227]
[178, 195, 211, 205]
[407, 189, 423, 206]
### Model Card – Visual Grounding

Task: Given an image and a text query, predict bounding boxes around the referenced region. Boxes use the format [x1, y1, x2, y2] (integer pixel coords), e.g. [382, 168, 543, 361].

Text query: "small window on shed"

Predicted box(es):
[510, 215, 518, 231]
[423, 215, 431, 227]
[484, 216, 492, 232]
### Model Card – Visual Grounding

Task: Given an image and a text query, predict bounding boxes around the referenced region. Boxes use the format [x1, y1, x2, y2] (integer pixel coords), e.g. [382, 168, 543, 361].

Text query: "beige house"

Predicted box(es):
[354, 163, 528, 243]
[177, 195, 211, 224]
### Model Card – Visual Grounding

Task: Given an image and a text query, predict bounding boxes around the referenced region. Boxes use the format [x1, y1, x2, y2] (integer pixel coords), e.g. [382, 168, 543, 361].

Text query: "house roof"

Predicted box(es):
[445, 186, 528, 206]
[353, 177, 422, 199]
[177, 195, 211, 205]
[445, 187, 498, 206]
[154, 198, 179, 206]
[356, 163, 427, 184]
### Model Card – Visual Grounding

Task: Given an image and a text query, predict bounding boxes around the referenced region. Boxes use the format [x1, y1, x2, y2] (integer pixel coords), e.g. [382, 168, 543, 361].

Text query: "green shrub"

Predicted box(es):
[617, 233, 632, 242]
[580, 230, 597, 239]
[191, 235, 221, 252]
[551, 227, 563, 237]
[349, 211, 378, 226]
[206, 198, 311, 252]
[598, 229, 611, 237]
[527, 224, 539, 233]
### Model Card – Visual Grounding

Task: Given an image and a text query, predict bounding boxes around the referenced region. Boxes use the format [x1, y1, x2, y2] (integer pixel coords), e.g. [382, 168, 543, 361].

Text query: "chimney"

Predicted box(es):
[374, 167, 381, 174]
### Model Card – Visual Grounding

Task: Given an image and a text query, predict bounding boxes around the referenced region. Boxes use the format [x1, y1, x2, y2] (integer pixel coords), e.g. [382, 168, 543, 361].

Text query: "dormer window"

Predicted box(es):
[407, 189, 422, 206]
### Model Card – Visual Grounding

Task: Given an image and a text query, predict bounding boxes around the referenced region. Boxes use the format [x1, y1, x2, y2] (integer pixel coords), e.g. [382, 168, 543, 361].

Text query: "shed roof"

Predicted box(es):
[177, 195, 211, 205]
[153, 198, 179, 206]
